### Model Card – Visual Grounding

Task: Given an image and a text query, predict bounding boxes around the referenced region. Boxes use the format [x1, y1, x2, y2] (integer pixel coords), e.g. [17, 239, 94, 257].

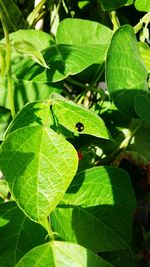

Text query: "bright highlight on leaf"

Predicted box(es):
[16, 241, 114, 267]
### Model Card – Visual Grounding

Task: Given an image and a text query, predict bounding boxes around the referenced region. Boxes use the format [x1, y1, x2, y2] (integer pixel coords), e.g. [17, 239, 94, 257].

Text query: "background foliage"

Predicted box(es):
[0, 0, 150, 266]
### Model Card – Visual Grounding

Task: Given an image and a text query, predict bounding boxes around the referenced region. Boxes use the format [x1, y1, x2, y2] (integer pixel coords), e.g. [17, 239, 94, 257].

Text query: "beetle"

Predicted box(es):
[75, 122, 84, 132]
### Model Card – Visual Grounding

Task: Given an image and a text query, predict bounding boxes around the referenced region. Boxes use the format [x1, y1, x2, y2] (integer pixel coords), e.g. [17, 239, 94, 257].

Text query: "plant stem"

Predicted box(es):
[42, 217, 55, 241]
[109, 11, 120, 31]
[0, 7, 15, 118]
[67, 76, 105, 94]
[66, 76, 89, 90]
[27, 0, 46, 28]
[134, 12, 150, 33]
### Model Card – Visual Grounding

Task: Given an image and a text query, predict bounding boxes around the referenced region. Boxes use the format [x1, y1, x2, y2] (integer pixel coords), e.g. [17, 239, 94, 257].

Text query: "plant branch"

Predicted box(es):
[42, 217, 55, 241]
[109, 11, 120, 31]
[134, 12, 150, 33]
[0, 7, 15, 118]
[27, 0, 46, 28]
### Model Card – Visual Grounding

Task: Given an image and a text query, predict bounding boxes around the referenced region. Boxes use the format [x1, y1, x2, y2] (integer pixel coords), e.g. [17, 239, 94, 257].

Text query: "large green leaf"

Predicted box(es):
[51, 166, 136, 252]
[0, 201, 46, 267]
[50, 93, 110, 139]
[14, 44, 108, 83]
[56, 18, 113, 45]
[106, 25, 148, 117]
[134, 0, 150, 11]
[134, 95, 150, 123]
[98, 0, 133, 11]
[56, 18, 113, 84]
[0, 125, 78, 225]
[16, 241, 114, 267]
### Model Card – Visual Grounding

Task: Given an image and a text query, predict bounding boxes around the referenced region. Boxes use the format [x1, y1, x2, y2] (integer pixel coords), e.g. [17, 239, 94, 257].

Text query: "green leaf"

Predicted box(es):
[13, 41, 49, 69]
[106, 25, 148, 117]
[0, 201, 46, 267]
[134, 95, 150, 123]
[56, 18, 113, 45]
[50, 93, 110, 139]
[134, 0, 150, 12]
[16, 241, 114, 267]
[138, 42, 150, 73]
[2, 25, 111, 83]
[14, 43, 108, 83]
[98, 0, 133, 11]
[0, 125, 78, 225]
[51, 166, 136, 252]
[56, 18, 113, 84]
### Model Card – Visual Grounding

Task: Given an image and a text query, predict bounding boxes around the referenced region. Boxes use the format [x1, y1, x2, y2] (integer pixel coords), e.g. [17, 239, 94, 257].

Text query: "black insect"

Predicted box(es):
[75, 122, 84, 132]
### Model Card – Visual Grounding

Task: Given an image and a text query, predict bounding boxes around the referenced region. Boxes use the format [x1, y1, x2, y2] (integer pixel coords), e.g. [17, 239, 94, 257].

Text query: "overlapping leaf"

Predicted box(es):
[14, 43, 108, 83]
[51, 166, 136, 252]
[16, 241, 114, 267]
[0, 202, 46, 267]
[7, 19, 113, 83]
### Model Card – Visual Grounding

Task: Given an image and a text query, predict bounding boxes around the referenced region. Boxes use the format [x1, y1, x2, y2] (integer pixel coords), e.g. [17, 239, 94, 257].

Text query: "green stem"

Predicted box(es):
[42, 217, 55, 241]
[27, 0, 46, 28]
[66, 76, 89, 91]
[109, 11, 120, 31]
[0, 7, 15, 118]
[67, 77, 104, 94]
[134, 12, 150, 33]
